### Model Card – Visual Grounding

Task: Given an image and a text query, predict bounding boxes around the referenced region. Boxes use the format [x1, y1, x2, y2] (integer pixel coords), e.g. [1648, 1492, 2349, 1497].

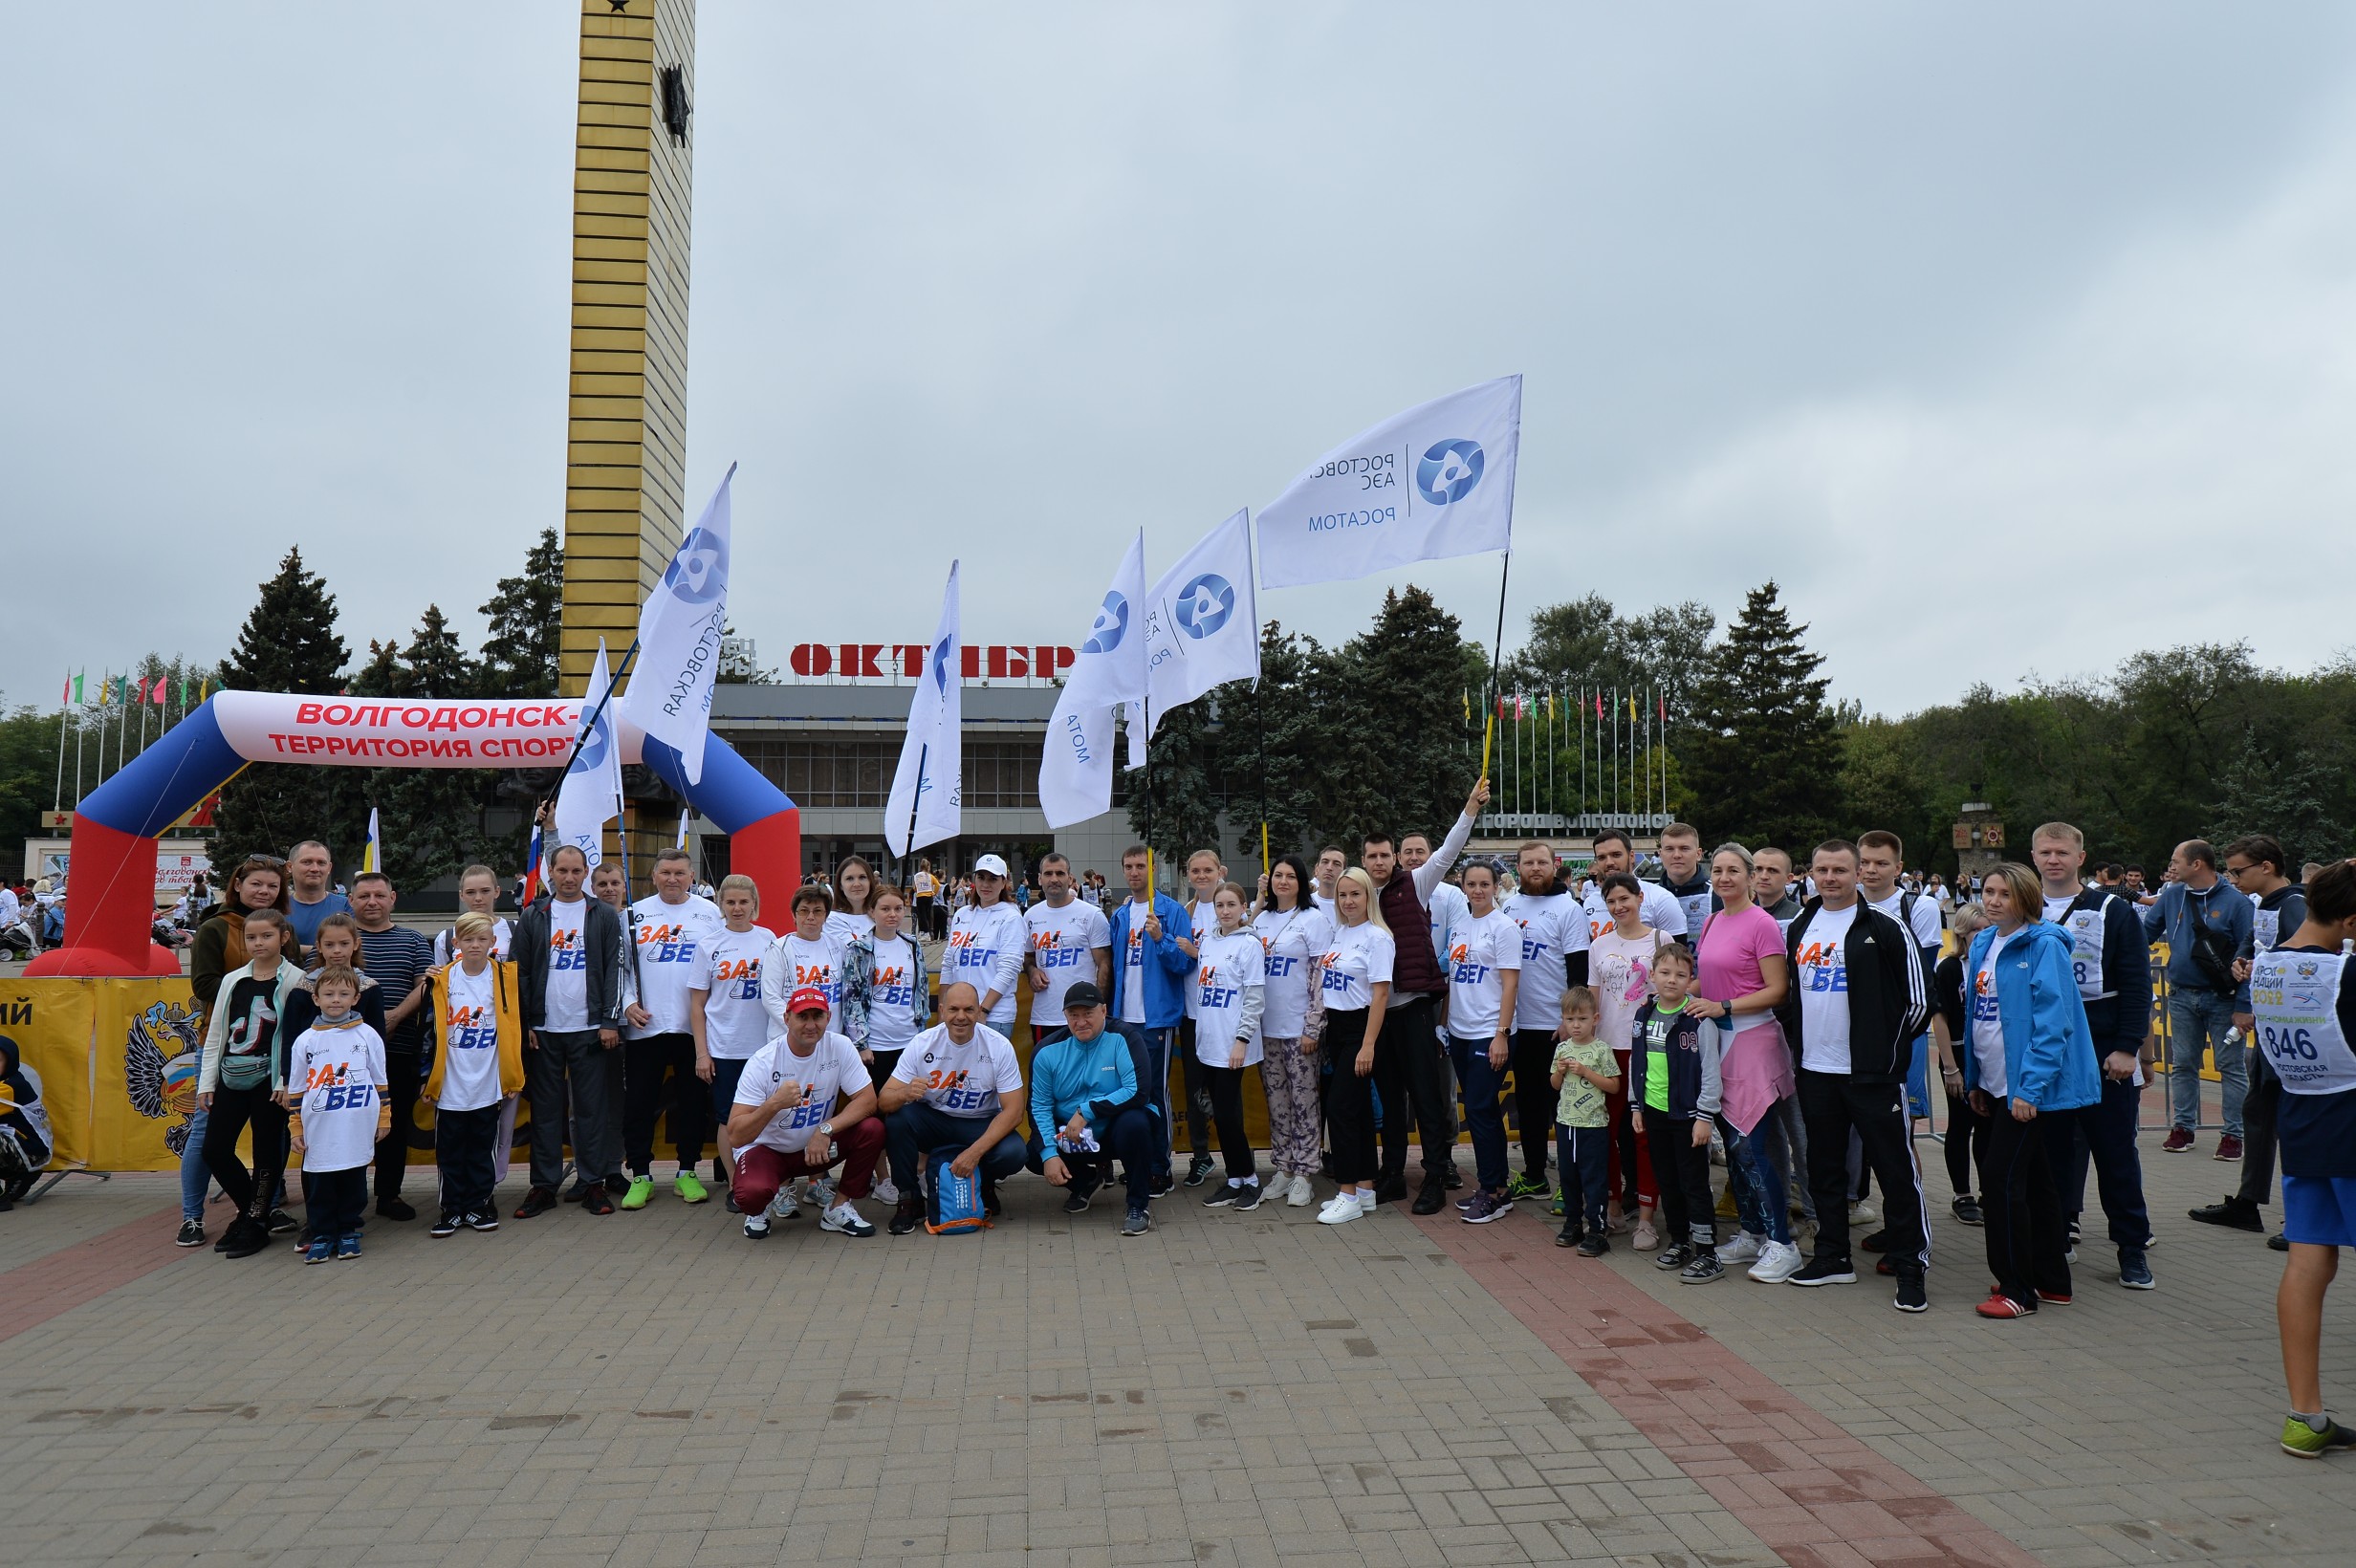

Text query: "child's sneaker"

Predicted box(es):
[1680, 1250, 1725, 1284]
[430, 1211, 461, 1238]
[305, 1237, 334, 1265]
[1576, 1234, 1610, 1257]
[334, 1232, 361, 1262]
[1654, 1242, 1694, 1272]
[466, 1209, 500, 1232]
[673, 1170, 709, 1205]
[1504, 1172, 1550, 1203]
[620, 1175, 655, 1210]
[1554, 1225, 1582, 1249]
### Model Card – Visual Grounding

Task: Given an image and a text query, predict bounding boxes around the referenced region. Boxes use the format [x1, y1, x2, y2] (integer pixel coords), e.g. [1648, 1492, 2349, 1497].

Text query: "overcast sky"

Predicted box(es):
[10, 4, 2354, 718]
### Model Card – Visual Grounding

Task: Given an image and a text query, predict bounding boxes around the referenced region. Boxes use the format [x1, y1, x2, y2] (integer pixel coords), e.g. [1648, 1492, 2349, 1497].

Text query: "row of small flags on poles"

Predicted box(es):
[1465, 688, 1672, 723]
[62, 670, 210, 708]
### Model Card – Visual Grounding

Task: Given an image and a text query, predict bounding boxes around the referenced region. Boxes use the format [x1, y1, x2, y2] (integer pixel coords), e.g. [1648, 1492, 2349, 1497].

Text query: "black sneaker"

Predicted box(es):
[1147, 1173, 1175, 1200]
[220, 1217, 270, 1260]
[1893, 1274, 1929, 1313]
[1654, 1243, 1694, 1272]
[1576, 1234, 1610, 1257]
[514, 1186, 559, 1219]
[265, 1208, 298, 1235]
[1410, 1183, 1447, 1216]
[1184, 1155, 1216, 1187]
[981, 1180, 1002, 1219]
[1062, 1187, 1093, 1215]
[563, 1181, 591, 1204]
[1680, 1251, 1725, 1284]
[466, 1209, 500, 1232]
[2270, 1232, 2291, 1252]
[1787, 1256, 1858, 1287]
[175, 1218, 207, 1248]
[1859, 1229, 1887, 1252]
[888, 1197, 925, 1236]
[429, 1211, 460, 1238]
[1374, 1171, 1408, 1205]
[1233, 1181, 1265, 1212]
[1204, 1183, 1249, 1209]
[1554, 1226, 1582, 1249]
[1122, 1207, 1151, 1237]
[1440, 1163, 1465, 1190]
[376, 1197, 417, 1222]
[1951, 1195, 1984, 1228]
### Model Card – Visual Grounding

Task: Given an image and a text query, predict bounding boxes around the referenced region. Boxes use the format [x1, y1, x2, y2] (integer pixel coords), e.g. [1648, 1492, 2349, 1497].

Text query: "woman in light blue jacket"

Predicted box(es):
[1962, 862, 2101, 1318]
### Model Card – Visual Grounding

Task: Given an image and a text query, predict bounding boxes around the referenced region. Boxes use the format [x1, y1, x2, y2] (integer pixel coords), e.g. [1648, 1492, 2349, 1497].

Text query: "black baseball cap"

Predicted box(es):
[1062, 982, 1105, 1011]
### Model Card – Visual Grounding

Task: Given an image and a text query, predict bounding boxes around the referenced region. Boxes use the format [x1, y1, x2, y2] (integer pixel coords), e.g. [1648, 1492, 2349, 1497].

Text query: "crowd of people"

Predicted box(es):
[33, 781, 2351, 1459]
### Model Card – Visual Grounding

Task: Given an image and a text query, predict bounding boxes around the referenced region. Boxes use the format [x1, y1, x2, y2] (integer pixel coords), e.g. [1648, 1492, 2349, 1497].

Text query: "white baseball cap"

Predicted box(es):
[972, 854, 1011, 878]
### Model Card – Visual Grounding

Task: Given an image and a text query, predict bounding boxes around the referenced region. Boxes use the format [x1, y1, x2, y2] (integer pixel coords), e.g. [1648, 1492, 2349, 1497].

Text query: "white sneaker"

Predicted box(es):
[1317, 1193, 1366, 1226]
[1286, 1174, 1316, 1208]
[742, 1211, 771, 1239]
[807, 1177, 837, 1210]
[1717, 1232, 1762, 1264]
[768, 1188, 798, 1221]
[818, 1200, 876, 1237]
[1848, 1200, 1879, 1227]
[1748, 1239, 1805, 1283]
[874, 1177, 900, 1205]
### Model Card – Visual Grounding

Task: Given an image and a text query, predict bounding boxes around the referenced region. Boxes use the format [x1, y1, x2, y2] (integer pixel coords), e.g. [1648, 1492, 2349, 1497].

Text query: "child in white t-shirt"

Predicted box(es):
[691, 875, 779, 1194]
[283, 966, 388, 1264]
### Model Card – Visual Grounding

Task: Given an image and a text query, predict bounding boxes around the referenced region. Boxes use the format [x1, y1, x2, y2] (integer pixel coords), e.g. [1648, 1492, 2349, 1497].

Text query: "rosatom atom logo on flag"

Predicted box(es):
[572, 705, 612, 775]
[930, 634, 953, 692]
[1083, 592, 1130, 655]
[664, 527, 730, 604]
[1174, 574, 1234, 640]
[1416, 439, 1485, 506]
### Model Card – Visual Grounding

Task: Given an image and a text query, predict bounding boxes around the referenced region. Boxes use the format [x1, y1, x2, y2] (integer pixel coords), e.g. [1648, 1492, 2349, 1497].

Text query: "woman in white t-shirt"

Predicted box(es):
[1251, 855, 1334, 1209]
[689, 874, 779, 1196]
[1317, 867, 1394, 1225]
[1193, 882, 1268, 1211]
[1444, 859, 1523, 1224]
[825, 856, 882, 947]
[1586, 872, 1669, 1248]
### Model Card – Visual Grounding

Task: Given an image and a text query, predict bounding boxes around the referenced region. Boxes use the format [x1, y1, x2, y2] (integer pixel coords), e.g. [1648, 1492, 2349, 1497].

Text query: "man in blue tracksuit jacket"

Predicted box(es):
[2031, 823, 2155, 1280]
[1029, 983, 1157, 1228]
[1106, 845, 1194, 1190]
[2140, 839, 2256, 1152]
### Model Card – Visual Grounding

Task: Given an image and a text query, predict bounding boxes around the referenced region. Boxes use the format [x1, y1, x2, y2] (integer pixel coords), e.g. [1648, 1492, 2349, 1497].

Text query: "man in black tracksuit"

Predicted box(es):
[1776, 840, 1931, 1310]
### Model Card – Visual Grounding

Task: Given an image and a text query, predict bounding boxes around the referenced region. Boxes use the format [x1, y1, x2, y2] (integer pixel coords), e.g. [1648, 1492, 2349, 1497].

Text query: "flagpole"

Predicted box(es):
[53, 683, 67, 813]
[1255, 678, 1271, 877]
[1479, 552, 1511, 782]
[539, 637, 642, 817]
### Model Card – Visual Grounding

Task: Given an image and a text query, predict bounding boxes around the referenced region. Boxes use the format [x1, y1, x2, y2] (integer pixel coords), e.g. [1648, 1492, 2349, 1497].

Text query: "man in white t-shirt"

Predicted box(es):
[943, 856, 1027, 1033]
[1576, 829, 1688, 948]
[1025, 852, 1112, 1047]
[1777, 838, 1931, 1309]
[620, 847, 726, 1210]
[1312, 846, 1347, 921]
[726, 986, 881, 1239]
[877, 982, 1030, 1234]
[1502, 841, 1587, 1201]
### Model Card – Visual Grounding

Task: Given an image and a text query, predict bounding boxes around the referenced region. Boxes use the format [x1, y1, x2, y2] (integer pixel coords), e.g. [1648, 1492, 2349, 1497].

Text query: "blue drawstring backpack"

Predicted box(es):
[927, 1151, 989, 1234]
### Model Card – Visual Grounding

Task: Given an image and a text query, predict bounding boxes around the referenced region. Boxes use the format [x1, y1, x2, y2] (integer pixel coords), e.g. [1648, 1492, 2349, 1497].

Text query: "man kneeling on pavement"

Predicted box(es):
[878, 982, 1030, 1235]
[1031, 982, 1160, 1236]
[727, 986, 882, 1238]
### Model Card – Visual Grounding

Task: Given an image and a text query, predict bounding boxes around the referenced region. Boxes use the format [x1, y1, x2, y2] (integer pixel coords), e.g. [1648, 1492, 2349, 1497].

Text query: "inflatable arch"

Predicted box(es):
[30, 692, 799, 979]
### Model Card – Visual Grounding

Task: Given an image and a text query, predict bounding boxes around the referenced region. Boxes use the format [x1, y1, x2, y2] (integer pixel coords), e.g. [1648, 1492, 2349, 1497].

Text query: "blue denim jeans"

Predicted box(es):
[1447, 1035, 1510, 1194]
[1713, 1109, 1793, 1246]
[180, 1106, 212, 1220]
[2167, 988, 2243, 1136]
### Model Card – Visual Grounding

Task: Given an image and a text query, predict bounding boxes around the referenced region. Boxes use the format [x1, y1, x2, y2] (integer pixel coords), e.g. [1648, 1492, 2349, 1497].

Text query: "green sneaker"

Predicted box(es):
[619, 1175, 655, 1211]
[673, 1170, 709, 1205]
[1548, 1193, 1566, 1217]
[1504, 1173, 1551, 1203]
[2281, 1415, 2356, 1458]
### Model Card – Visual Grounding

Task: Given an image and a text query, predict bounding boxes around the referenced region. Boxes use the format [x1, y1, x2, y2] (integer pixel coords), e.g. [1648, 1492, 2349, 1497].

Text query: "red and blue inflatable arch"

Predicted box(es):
[29, 692, 798, 978]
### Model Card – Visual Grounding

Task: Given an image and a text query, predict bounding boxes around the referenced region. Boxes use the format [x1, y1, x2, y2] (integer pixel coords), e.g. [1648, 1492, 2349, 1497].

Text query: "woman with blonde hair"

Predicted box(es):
[1931, 899, 1995, 1228]
[1317, 867, 1394, 1225]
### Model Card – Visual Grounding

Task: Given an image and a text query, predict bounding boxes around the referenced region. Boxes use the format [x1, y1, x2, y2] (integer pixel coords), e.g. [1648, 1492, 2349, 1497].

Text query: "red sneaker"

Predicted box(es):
[2036, 1288, 2072, 1304]
[2214, 1134, 2244, 1163]
[2161, 1127, 2195, 1153]
[1975, 1292, 2036, 1318]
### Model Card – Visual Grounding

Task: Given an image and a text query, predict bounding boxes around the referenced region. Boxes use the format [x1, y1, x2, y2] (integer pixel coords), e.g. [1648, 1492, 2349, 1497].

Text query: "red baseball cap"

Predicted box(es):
[787, 986, 832, 1015]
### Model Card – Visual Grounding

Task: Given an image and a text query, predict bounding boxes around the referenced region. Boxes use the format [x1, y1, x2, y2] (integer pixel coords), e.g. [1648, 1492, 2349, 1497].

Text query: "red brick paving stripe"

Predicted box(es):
[0, 1205, 191, 1343]
[1410, 1209, 2042, 1568]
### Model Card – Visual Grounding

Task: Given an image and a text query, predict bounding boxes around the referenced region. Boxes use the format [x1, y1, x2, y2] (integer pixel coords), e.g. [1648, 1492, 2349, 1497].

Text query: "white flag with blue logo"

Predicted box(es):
[554, 640, 622, 870]
[886, 561, 963, 857]
[1039, 531, 1147, 828]
[619, 463, 734, 784]
[1142, 511, 1259, 741]
[1254, 375, 1521, 590]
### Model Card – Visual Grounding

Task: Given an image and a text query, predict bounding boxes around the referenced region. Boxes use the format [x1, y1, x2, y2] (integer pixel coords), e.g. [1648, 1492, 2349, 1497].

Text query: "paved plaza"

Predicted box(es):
[2, 1115, 2346, 1568]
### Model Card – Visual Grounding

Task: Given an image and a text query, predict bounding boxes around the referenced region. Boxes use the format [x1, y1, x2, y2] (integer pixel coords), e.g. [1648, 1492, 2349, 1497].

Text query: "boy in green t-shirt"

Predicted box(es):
[1550, 986, 1623, 1255]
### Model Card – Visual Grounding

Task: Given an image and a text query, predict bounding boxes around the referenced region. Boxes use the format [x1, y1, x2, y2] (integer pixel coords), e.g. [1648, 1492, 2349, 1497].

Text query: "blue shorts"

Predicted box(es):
[709, 1056, 750, 1124]
[2281, 1174, 2356, 1248]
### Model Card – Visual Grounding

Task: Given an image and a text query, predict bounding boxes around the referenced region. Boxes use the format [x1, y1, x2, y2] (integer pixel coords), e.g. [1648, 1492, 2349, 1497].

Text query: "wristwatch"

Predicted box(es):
[818, 1121, 834, 1139]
